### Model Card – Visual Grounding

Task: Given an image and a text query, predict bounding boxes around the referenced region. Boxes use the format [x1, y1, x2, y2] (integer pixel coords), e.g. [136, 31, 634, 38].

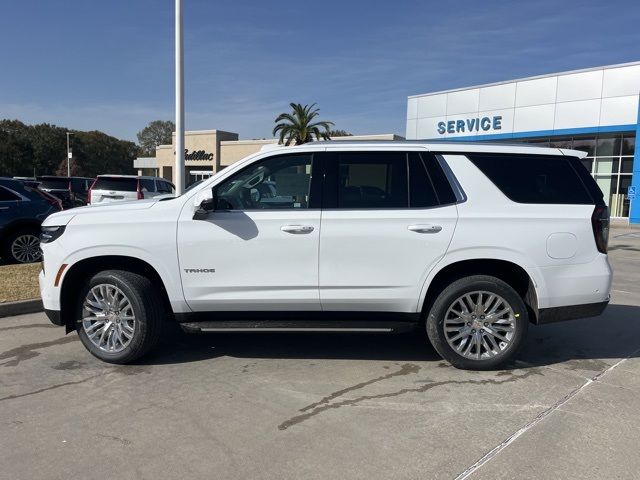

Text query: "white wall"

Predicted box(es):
[407, 62, 640, 139]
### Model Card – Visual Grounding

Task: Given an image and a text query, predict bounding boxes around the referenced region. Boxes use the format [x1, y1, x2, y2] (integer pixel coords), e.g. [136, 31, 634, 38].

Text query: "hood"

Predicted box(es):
[42, 199, 158, 227]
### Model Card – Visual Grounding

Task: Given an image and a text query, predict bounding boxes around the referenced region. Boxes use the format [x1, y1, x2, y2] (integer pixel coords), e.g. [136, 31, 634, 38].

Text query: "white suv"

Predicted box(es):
[88, 175, 175, 204]
[39, 142, 612, 369]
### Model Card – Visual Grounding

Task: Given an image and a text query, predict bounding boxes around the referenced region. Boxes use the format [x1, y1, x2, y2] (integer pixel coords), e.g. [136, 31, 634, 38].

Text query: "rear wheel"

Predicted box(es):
[426, 275, 528, 370]
[76, 270, 163, 364]
[2, 228, 42, 264]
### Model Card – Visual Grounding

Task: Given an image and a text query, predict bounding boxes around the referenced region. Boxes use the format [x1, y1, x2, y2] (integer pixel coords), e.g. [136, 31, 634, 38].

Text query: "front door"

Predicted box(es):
[318, 150, 458, 312]
[178, 152, 322, 311]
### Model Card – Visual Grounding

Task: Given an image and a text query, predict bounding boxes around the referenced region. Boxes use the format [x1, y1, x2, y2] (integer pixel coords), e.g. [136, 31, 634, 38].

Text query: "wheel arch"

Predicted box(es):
[421, 258, 539, 324]
[59, 255, 173, 333]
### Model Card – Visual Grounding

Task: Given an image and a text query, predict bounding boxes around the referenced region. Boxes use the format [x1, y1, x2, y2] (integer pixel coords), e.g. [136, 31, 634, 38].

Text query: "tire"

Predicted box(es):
[76, 270, 164, 364]
[426, 275, 528, 370]
[1, 228, 42, 264]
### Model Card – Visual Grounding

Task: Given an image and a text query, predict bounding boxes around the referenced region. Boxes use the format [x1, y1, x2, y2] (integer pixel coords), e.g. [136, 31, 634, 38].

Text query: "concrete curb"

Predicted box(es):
[0, 299, 43, 318]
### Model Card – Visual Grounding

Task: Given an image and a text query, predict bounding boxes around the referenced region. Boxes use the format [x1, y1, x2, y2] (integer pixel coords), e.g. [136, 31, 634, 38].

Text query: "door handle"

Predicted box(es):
[408, 224, 442, 234]
[281, 225, 314, 234]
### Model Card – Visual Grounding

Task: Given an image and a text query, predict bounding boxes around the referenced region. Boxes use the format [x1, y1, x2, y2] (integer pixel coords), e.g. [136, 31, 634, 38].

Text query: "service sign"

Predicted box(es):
[437, 115, 503, 135]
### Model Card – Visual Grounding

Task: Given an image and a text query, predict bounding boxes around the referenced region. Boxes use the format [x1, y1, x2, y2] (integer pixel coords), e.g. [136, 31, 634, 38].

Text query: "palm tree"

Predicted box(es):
[273, 103, 335, 145]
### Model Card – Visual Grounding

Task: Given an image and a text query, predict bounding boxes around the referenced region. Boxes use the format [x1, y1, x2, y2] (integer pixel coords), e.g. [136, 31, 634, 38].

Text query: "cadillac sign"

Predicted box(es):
[184, 149, 214, 161]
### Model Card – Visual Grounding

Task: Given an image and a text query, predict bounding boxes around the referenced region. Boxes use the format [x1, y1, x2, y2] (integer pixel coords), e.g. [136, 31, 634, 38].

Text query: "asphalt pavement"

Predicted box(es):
[1, 226, 639, 480]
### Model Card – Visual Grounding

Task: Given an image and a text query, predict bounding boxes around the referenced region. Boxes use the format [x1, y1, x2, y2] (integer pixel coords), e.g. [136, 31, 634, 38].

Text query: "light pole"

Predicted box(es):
[175, 0, 185, 195]
[66, 132, 73, 177]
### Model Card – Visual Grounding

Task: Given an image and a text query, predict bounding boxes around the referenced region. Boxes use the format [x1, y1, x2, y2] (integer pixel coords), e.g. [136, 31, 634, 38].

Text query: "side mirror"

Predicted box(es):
[193, 196, 216, 220]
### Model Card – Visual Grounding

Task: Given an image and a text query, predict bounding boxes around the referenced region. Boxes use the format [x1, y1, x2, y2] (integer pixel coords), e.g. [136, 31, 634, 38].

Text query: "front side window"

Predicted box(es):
[337, 152, 407, 209]
[214, 154, 313, 210]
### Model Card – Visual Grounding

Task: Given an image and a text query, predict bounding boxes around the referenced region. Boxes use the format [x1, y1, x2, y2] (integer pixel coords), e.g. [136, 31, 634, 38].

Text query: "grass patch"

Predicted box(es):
[0, 263, 41, 303]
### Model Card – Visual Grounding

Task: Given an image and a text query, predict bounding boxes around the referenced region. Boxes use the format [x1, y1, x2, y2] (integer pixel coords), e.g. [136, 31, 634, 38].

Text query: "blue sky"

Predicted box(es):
[1, 0, 639, 142]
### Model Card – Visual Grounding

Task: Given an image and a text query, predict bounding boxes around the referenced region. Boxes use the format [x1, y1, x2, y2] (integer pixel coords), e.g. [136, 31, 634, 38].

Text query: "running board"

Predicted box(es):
[179, 320, 417, 334]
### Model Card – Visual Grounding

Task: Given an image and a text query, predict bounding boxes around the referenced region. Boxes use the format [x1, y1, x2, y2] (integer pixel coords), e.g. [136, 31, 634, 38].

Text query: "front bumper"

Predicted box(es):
[536, 299, 609, 325]
[44, 309, 64, 326]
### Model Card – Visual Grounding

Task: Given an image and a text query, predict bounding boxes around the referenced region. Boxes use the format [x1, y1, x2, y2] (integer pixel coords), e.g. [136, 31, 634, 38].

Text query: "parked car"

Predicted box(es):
[0, 177, 62, 263]
[40, 142, 611, 369]
[88, 175, 175, 204]
[37, 176, 93, 208]
[13, 177, 41, 189]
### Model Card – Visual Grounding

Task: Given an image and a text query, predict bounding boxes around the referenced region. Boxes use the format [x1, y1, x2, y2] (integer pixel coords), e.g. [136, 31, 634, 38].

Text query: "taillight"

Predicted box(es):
[591, 205, 610, 254]
[137, 179, 143, 200]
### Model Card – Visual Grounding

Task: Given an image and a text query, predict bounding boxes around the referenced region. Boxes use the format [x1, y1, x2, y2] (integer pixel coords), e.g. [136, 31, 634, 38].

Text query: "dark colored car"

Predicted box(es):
[37, 176, 93, 208]
[0, 177, 62, 263]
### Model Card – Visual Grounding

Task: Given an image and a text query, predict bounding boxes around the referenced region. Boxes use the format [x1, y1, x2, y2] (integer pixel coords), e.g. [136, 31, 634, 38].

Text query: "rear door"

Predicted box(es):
[318, 149, 458, 312]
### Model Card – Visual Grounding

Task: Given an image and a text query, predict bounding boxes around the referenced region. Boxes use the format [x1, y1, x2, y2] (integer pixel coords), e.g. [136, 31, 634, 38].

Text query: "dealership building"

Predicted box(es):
[406, 61, 640, 223]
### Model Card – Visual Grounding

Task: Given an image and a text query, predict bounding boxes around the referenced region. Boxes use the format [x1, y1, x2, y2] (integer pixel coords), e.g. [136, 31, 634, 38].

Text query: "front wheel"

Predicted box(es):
[426, 275, 528, 370]
[76, 270, 164, 364]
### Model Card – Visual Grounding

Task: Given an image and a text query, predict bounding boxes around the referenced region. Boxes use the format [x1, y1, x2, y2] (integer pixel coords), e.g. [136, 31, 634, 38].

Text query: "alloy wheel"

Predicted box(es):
[82, 284, 136, 353]
[11, 234, 42, 263]
[443, 291, 516, 360]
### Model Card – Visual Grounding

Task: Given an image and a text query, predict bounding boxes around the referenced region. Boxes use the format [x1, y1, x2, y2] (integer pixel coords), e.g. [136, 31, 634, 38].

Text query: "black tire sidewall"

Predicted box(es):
[426, 275, 528, 370]
[76, 270, 161, 364]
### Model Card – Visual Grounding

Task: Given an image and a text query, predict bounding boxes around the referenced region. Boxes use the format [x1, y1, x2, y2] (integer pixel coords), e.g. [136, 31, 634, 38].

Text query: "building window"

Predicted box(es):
[520, 133, 635, 218]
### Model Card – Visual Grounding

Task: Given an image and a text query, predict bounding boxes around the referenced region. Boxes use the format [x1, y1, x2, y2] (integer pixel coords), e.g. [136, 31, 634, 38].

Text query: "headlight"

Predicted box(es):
[40, 225, 66, 243]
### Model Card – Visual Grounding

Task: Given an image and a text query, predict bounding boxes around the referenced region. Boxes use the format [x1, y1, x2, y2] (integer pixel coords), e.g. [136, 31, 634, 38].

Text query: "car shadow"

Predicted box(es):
[138, 304, 640, 370]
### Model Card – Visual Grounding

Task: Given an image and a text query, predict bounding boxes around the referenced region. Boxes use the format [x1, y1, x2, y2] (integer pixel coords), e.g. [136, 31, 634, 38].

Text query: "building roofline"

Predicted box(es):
[171, 129, 239, 136]
[408, 60, 640, 99]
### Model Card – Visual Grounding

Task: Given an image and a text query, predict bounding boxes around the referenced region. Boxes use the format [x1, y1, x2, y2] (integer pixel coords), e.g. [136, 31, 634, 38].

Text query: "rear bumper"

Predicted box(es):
[536, 254, 612, 309]
[536, 300, 609, 325]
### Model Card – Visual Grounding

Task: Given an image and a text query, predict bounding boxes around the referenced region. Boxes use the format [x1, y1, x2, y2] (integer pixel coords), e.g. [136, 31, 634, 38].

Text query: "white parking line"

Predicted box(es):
[453, 347, 640, 480]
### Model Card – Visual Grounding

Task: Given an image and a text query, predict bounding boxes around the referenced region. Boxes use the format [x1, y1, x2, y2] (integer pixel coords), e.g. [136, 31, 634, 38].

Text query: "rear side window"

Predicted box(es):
[92, 177, 138, 192]
[466, 154, 595, 204]
[409, 153, 457, 207]
[0, 186, 20, 201]
[337, 152, 407, 209]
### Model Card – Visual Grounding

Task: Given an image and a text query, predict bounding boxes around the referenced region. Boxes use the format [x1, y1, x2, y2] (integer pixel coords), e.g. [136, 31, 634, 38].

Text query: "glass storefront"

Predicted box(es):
[517, 133, 635, 217]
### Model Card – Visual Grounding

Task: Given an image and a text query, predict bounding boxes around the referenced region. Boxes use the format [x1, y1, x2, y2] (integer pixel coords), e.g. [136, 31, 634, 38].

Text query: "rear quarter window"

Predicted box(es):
[93, 177, 138, 192]
[466, 154, 597, 205]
